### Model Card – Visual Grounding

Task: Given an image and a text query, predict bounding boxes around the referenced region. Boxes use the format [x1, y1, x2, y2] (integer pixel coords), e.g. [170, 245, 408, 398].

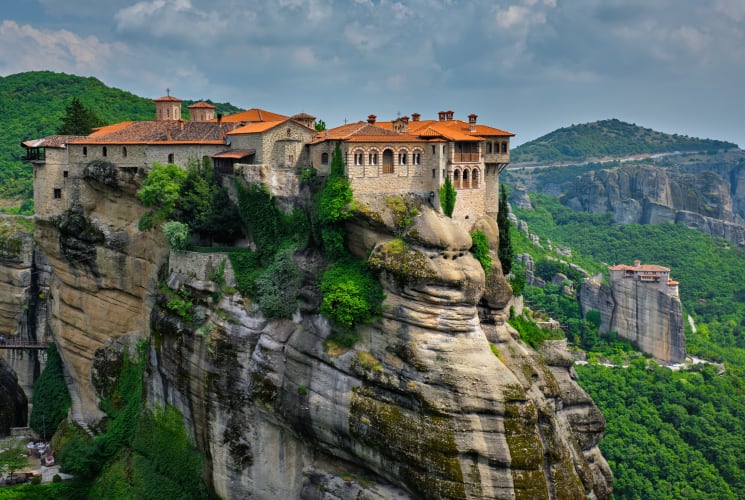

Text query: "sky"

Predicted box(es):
[1, 0, 744, 147]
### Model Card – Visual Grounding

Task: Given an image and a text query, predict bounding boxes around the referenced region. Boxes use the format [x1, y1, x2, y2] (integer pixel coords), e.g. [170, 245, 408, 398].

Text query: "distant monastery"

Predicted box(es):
[23, 95, 514, 224]
[609, 260, 679, 297]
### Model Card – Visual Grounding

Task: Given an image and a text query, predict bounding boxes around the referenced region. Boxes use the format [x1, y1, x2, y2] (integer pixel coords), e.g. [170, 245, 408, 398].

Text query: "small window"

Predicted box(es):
[321, 152, 329, 165]
[102, 146, 107, 157]
[83, 146, 87, 156]
[463, 169, 470, 188]
[354, 152, 363, 166]
[413, 153, 421, 165]
[432, 169, 436, 178]
[53, 188, 62, 199]
[63, 171, 69, 178]
[486, 142, 492, 154]
[399, 152, 407, 164]
[369, 152, 377, 165]
[168, 153, 175, 164]
[501, 142, 507, 153]
[432, 145, 436, 154]
[472, 169, 479, 188]
[287, 128, 292, 137]
[122, 147, 128, 157]
[289, 154, 294, 164]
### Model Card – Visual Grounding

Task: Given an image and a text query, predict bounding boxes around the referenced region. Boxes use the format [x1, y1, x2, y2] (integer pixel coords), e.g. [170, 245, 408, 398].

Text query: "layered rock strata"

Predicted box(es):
[148, 196, 612, 499]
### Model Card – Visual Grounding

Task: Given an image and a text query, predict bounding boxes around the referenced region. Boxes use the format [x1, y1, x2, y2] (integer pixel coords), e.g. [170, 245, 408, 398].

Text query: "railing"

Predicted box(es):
[0, 339, 50, 350]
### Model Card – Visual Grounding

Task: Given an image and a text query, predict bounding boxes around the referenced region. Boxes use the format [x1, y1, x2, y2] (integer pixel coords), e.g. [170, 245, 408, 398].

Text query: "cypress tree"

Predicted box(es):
[497, 183, 513, 274]
[439, 175, 456, 218]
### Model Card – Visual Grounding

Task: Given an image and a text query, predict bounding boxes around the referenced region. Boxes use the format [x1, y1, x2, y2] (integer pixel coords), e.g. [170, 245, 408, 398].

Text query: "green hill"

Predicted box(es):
[0, 71, 241, 200]
[512, 118, 738, 164]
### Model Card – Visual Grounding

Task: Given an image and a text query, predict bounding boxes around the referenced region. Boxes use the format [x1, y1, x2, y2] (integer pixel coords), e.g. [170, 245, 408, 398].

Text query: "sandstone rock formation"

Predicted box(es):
[563, 164, 745, 246]
[0, 356, 27, 435]
[580, 274, 686, 363]
[147, 196, 611, 499]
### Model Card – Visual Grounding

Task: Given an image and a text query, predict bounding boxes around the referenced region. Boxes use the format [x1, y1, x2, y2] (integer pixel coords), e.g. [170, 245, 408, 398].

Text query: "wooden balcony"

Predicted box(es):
[452, 152, 480, 163]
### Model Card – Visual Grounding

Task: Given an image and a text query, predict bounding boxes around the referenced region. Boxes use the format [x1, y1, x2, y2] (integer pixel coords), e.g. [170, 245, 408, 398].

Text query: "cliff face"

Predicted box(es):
[32, 164, 169, 425]
[562, 164, 745, 246]
[0, 356, 27, 435]
[147, 196, 611, 499]
[580, 278, 685, 363]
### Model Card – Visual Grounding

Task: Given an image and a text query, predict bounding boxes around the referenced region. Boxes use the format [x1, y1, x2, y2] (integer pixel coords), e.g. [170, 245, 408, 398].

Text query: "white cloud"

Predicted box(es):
[0, 20, 128, 76]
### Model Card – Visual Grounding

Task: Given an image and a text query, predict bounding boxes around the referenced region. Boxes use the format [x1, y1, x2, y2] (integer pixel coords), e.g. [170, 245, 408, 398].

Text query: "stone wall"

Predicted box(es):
[168, 251, 236, 288]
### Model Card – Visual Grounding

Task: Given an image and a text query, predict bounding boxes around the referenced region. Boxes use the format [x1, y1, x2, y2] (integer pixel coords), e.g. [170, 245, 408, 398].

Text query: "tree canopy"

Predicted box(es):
[57, 97, 104, 135]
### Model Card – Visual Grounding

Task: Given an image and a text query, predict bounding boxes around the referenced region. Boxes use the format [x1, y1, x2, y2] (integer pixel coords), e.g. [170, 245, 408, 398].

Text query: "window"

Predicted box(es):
[287, 128, 292, 137]
[168, 153, 175, 164]
[432, 169, 436, 178]
[63, 171, 69, 178]
[122, 147, 128, 157]
[354, 151, 364, 165]
[399, 152, 407, 165]
[321, 152, 329, 165]
[289, 154, 294, 164]
[53, 188, 61, 199]
[486, 142, 492, 154]
[382, 149, 394, 173]
[102, 146, 107, 157]
[369, 152, 378, 165]
[501, 142, 507, 153]
[83, 146, 87, 156]
[472, 168, 479, 188]
[463, 169, 470, 189]
[453, 169, 461, 189]
[413, 152, 421, 165]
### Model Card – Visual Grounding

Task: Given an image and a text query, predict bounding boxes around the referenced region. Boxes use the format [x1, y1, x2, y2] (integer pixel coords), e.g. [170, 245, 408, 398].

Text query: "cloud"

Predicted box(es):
[0, 20, 128, 76]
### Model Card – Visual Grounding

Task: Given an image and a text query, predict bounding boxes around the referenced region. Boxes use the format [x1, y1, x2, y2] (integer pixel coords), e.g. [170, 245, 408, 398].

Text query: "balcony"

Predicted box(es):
[452, 152, 480, 163]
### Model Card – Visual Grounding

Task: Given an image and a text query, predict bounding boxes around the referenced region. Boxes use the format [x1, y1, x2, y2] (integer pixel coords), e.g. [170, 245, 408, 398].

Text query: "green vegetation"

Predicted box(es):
[0, 70, 240, 201]
[470, 230, 492, 272]
[0, 441, 28, 480]
[508, 313, 564, 348]
[509, 189, 745, 497]
[512, 119, 737, 164]
[439, 175, 456, 217]
[577, 362, 745, 499]
[58, 97, 103, 136]
[497, 184, 513, 274]
[137, 162, 187, 229]
[161, 221, 190, 251]
[30, 344, 71, 440]
[320, 258, 384, 330]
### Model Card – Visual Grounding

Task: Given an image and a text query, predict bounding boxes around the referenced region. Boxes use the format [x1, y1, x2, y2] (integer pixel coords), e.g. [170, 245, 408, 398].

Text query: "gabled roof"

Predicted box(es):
[310, 121, 426, 145]
[154, 95, 182, 102]
[610, 263, 670, 273]
[227, 120, 286, 135]
[217, 108, 289, 123]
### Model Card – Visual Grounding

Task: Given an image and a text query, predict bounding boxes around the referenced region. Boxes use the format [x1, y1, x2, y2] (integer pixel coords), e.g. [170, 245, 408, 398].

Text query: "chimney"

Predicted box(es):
[217, 112, 223, 124]
[446, 110, 454, 120]
[468, 113, 477, 132]
[412, 113, 420, 122]
[367, 114, 376, 125]
[634, 260, 641, 267]
[438, 111, 446, 121]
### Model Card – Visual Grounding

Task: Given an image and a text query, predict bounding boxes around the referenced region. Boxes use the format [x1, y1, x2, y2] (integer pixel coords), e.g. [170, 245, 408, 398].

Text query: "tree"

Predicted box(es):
[58, 97, 103, 135]
[138, 162, 187, 229]
[162, 221, 190, 251]
[30, 343, 70, 439]
[439, 175, 456, 217]
[314, 119, 326, 132]
[497, 184, 513, 274]
[0, 443, 28, 479]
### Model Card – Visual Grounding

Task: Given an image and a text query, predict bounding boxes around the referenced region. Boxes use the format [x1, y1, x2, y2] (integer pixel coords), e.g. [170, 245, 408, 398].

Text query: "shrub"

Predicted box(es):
[254, 245, 302, 318]
[470, 230, 492, 272]
[320, 258, 384, 329]
[162, 221, 190, 251]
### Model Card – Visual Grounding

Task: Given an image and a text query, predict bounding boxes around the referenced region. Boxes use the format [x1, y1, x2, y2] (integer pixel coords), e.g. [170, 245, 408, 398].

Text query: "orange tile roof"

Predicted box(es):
[188, 101, 216, 109]
[218, 108, 289, 123]
[155, 95, 182, 102]
[610, 263, 670, 273]
[68, 120, 239, 145]
[227, 120, 286, 135]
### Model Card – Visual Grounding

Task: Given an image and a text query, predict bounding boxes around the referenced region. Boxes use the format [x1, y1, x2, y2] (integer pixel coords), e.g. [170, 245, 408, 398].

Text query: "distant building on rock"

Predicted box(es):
[580, 260, 686, 363]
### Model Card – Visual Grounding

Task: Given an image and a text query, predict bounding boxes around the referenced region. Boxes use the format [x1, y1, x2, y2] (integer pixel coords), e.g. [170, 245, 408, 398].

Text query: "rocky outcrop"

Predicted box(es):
[147, 196, 611, 499]
[562, 164, 745, 246]
[0, 356, 28, 435]
[580, 277, 685, 363]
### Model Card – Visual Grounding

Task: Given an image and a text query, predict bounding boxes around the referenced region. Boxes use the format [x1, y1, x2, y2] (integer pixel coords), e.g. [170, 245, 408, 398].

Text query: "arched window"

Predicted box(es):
[321, 152, 329, 165]
[453, 169, 461, 189]
[412, 151, 421, 165]
[463, 169, 470, 189]
[472, 168, 480, 188]
[102, 146, 108, 157]
[122, 146, 128, 158]
[354, 150, 364, 166]
[382, 149, 394, 173]
[398, 151, 407, 165]
[168, 153, 175, 164]
[369, 152, 378, 165]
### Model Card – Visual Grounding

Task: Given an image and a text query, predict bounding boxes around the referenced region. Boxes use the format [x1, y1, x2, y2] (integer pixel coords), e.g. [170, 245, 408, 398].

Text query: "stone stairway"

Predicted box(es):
[65, 374, 95, 437]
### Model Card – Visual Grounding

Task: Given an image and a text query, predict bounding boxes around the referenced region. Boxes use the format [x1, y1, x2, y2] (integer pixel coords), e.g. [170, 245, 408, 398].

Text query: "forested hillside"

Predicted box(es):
[0, 71, 241, 200]
[511, 119, 738, 164]
[508, 189, 745, 498]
